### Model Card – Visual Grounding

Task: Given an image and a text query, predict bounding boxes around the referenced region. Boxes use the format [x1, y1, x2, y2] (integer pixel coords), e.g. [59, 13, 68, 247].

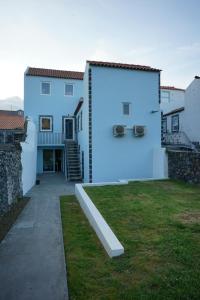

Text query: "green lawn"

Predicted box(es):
[60, 180, 200, 300]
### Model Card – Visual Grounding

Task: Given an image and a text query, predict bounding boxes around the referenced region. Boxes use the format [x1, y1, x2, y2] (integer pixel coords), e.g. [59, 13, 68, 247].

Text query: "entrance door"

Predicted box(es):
[43, 150, 54, 172]
[64, 118, 74, 140]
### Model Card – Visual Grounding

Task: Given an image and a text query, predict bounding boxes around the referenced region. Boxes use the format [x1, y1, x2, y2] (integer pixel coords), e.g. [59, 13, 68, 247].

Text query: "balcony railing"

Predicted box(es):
[162, 131, 196, 151]
[38, 132, 64, 146]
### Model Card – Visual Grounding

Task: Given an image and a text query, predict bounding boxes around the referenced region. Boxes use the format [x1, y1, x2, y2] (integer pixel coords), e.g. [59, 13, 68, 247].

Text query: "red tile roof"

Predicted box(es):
[0, 115, 25, 130]
[161, 86, 185, 91]
[87, 60, 161, 72]
[26, 67, 84, 80]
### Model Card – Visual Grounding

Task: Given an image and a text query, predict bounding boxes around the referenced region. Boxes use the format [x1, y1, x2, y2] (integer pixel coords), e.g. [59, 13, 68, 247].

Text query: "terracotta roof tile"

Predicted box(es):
[87, 60, 161, 72]
[161, 86, 185, 91]
[0, 115, 25, 130]
[26, 67, 84, 80]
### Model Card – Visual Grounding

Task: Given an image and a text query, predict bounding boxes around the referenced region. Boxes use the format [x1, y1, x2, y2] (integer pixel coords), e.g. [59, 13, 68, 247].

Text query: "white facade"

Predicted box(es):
[183, 77, 200, 142]
[24, 61, 167, 183]
[20, 118, 37, 194]
[160, 87, 185, 114]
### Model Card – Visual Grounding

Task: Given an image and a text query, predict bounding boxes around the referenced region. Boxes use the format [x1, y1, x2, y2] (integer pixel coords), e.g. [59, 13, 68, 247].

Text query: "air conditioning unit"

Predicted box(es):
[113, 125, 126, 137]
[133, 125, 145, 137]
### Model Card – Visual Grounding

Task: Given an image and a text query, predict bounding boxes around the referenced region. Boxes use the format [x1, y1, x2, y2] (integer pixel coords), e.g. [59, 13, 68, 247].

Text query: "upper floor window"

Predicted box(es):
[161, 91, 170, 103]
[41, 82, 51, 95]
[39, 116, 53, 132]
[65, 84, 73, 96]
[122, 102, 131, 116]
[171, 114, 179, 132]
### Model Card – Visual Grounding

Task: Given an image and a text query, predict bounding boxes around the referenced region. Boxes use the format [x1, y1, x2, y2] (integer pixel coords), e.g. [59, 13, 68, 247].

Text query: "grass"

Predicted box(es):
[60, 180, 200, 300]
[0, 197, 30, 242]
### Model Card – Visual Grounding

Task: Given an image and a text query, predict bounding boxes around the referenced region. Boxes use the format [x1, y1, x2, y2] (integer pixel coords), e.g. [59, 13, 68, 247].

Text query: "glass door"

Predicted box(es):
[43, 149, 54, 172]
[64, 118, 74, 140]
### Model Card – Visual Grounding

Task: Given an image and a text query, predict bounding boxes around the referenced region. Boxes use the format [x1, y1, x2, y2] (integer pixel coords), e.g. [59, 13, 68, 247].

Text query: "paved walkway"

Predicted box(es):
[0, 173, 74, 300]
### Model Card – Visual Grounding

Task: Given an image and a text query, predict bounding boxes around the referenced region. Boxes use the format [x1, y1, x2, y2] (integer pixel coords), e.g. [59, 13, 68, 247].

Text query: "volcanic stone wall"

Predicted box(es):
[168, 150, 200, 184]
[0, 144, 22, 216]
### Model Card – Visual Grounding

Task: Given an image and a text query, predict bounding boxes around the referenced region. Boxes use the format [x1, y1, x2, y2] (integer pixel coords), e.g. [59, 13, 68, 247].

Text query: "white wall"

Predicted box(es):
[183, 78, 200, 142]
[90, 65, 162, 182]
[20, 118, 37, 195]
[160, 88, 185, 114]
[164, 110, 185, 133]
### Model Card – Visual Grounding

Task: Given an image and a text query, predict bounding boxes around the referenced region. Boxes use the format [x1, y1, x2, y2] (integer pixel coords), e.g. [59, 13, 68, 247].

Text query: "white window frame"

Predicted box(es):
[171, 114, 179, 132]
[41, 81, 51, 96]
[161, 91, 170, 103]
[63, 117, 75, 141]
[64, 83, 74, 97]
[39, 116, 53, 132]
[122, 102, 131, 116]
[162, 117, 167, 133]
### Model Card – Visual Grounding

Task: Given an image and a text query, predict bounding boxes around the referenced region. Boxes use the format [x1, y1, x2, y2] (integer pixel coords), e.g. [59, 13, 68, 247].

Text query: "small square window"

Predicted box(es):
[39, 116, 53, 131]
[41, 82, 51, 95]
[171, 115, 179, 132]
[123, 102, 130, 115]
[65, 84, 73, 96]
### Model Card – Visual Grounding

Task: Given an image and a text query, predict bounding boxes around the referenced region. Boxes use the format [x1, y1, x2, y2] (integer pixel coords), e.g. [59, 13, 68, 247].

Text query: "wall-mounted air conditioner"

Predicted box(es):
[133, 125, 145, 137]
[113, 125, 126, 137]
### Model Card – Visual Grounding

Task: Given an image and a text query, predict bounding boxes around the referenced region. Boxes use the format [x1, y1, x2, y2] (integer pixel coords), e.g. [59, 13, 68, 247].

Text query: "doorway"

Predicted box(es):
[43, 149, 63, 172]
[64, 118, 74, 140]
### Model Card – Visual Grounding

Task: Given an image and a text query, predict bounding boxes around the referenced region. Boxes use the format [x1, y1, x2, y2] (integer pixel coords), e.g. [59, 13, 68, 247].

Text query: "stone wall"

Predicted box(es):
[168, 150, 200, 183]
[0, 144, 23, 216]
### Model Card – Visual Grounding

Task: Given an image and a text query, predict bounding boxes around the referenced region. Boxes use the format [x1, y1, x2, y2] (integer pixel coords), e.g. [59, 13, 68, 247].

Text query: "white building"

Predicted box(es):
[183, 76, 200, 143]
[162, 76, 200, 150]
[160, 86, 185, 114]
[24, 60, 166, 183]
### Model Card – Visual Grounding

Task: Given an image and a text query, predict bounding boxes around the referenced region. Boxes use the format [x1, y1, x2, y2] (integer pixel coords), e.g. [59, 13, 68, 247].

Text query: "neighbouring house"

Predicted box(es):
[0, 109, 24, 116]
[162, 76, 200, 151]
[0, 113, 25, 143]
[24, 61, 166, 183]
[160, 86, 185, 114]
[0, 111, 37, 214]
[183, 76, 200, 145]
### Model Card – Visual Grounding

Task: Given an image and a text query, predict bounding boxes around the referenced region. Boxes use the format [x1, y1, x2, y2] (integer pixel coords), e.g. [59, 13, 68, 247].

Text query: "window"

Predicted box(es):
[161, 91, 170, 103]
[123, 102, 131, 115]
[41, 82, 51, 95]
[162, 117, 167, 133]
[39, 116, 53, 131]
[65, 84, 73, 96]
[171, 114, 179, 132]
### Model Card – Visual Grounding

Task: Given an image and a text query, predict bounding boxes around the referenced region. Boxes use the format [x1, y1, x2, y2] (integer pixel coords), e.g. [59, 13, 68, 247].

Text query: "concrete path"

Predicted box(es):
[0, 173, 74, 300]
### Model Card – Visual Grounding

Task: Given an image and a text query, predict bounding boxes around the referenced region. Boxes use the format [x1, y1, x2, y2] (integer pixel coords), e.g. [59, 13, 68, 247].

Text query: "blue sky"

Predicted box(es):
[0, 0, 200, 106]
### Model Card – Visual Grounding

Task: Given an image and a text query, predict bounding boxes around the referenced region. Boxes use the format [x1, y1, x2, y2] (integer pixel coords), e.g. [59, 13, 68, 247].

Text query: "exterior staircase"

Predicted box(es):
[65, 141, 82, 181]
[162, 131, 197, 152]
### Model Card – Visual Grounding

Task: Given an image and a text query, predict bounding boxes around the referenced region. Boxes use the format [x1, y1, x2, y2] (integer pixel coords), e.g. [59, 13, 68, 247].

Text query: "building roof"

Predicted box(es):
[0, 115, 25, 130]
[87, 60, 160, 72]
[161, 86, 185, 92]
[26, 67, 84, 80]
[163, 107, 185, 117]
[0, 110, 24, 116]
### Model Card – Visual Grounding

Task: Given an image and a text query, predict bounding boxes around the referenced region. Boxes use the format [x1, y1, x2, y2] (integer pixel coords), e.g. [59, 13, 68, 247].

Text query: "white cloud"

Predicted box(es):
[0, 96, 23, 110]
